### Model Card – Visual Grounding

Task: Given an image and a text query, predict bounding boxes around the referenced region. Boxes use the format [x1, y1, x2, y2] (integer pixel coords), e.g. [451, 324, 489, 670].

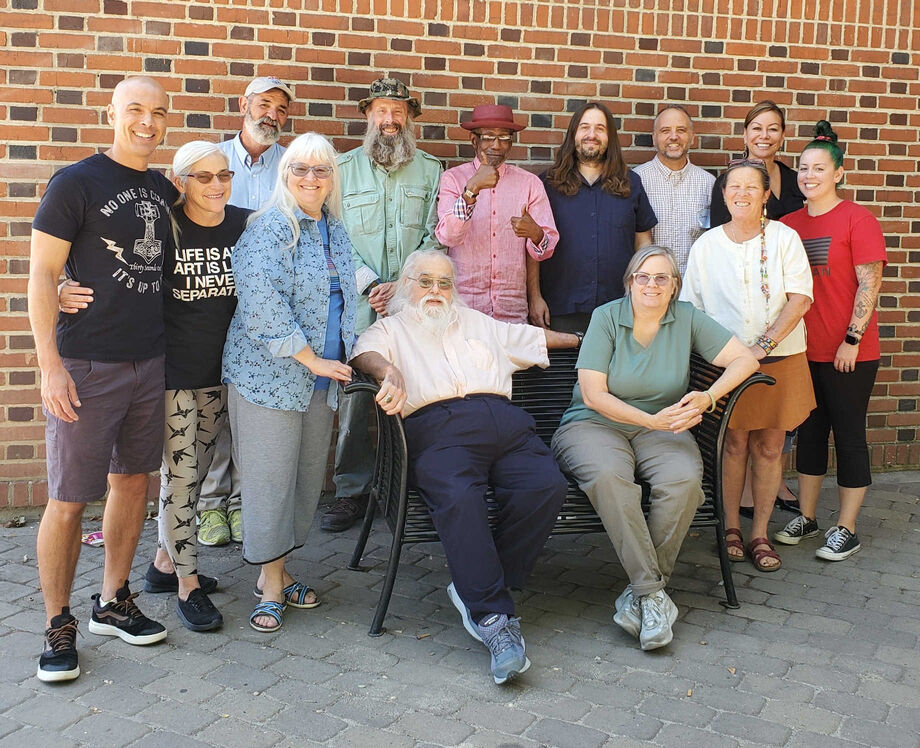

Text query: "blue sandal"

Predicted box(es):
[249, 600, 284, 632]
[253, 581, 320, 609]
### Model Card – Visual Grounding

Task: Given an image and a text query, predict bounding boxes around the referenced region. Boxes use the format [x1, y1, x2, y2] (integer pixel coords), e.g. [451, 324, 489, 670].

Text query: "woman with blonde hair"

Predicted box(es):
[222, 132, 357, 632]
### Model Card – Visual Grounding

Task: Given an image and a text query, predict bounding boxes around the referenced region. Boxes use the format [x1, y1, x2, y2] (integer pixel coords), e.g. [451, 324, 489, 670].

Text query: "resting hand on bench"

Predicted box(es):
[351, 351, 407, 417]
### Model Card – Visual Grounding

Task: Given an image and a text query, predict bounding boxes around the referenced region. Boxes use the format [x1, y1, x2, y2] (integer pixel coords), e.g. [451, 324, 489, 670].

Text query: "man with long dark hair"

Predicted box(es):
[532, 102, 657, 332]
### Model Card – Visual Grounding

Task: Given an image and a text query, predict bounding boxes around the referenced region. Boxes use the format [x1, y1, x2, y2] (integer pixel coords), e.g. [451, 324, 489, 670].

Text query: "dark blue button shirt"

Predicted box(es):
[540, 170, 657, 316]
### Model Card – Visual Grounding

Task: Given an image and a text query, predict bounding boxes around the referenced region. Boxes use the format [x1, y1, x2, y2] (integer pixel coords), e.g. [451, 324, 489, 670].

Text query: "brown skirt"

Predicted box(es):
[729, 352, 816, 431]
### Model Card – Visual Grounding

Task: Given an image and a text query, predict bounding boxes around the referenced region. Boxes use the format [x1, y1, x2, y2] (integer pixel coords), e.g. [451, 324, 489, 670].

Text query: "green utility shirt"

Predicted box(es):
[560, 297, 732, 434]
[337, 147, 444, 332]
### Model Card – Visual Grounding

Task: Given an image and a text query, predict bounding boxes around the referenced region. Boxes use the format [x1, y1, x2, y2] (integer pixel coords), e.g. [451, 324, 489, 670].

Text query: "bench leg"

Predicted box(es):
[367, 512, 406, 637]
[348, 490, 378, 571]
[715, 524, 741, 609]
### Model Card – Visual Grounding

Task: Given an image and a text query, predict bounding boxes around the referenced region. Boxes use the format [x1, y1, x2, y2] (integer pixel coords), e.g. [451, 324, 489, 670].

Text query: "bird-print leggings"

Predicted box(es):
[157, 387, 227, 577]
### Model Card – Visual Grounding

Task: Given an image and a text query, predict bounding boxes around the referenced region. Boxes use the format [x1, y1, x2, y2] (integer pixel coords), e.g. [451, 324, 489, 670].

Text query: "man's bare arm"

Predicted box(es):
[28, 229, 81, 421]
[544, 329, 581, 350]
[351, 351, 407, 416]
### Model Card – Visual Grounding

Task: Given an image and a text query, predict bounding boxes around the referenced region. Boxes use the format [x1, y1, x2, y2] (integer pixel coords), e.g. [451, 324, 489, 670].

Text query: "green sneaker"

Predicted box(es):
[227, 508, 243, 544]
[198, 509, 230, 547]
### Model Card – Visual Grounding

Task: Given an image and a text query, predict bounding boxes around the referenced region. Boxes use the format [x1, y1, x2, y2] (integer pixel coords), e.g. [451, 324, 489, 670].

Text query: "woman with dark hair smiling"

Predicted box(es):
[773, 121, 886, 561]
[709, 100, 804, 228]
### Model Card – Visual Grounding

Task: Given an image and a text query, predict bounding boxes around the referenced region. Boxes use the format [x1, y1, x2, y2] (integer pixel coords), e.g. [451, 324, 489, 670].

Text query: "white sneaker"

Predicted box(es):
[639, 589, 678, 651]
[613, 585, 641, 638]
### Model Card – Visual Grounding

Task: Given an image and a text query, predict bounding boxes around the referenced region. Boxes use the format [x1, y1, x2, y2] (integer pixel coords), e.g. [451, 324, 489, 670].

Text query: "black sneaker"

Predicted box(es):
[143, 563, 218, 595]
[816, 526, 861, 561]
[36, 608, 80, 682]
[176, 588, 223, 632]
[88, 582, 167, 645]
[319, 495, 367, 532]
[773, 515, 819, 545]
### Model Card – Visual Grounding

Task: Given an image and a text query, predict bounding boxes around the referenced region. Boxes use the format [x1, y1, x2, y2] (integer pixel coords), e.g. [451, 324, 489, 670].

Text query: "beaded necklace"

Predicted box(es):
[726, 215, 770, 315]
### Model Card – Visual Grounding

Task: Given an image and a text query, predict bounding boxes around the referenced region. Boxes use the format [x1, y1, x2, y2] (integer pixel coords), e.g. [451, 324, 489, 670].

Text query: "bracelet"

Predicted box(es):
[704, 390, 717, 413]
[574, 331, 584, 347]
[757, 335, 778, 355]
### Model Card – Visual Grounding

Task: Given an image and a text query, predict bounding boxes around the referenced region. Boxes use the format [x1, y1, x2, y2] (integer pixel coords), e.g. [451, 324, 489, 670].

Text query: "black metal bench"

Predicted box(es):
[344, 349, 774, 636]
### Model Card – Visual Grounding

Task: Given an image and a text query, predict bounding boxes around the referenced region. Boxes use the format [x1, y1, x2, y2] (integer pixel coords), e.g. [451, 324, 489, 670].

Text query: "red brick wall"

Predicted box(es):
[2, 1, 918, 508]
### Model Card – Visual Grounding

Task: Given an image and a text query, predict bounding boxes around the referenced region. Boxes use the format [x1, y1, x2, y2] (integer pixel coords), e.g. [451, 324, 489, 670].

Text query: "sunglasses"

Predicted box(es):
[289, 164, 333, 179]
[727, 157, 766, 168]
[187, 170, 234, 184]
[408, 275, 454, 290]
[476, 135, 513, 145]
[632, 272, 674, 286]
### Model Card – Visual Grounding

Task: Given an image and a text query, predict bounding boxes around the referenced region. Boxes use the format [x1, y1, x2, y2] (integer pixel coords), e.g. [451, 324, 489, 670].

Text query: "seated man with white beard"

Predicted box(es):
[350, 250, 579, 684]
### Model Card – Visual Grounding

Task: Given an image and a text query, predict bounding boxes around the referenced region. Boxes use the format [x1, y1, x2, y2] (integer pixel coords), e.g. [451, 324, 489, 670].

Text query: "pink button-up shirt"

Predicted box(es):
[436, 159, 559, 323]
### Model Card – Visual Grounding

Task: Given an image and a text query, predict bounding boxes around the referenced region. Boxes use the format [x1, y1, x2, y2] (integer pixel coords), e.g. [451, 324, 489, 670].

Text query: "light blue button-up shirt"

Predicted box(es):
[217, 133, 285, 211]
[222, 205, 357, 412]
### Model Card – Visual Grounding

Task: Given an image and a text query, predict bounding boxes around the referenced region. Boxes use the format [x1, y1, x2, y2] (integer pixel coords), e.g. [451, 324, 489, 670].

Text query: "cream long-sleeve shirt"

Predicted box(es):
[351, 305, 548, 416]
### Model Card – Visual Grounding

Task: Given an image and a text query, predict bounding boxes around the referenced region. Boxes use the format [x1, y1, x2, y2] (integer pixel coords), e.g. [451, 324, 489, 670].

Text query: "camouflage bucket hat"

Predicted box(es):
[358, 77, 422, 118]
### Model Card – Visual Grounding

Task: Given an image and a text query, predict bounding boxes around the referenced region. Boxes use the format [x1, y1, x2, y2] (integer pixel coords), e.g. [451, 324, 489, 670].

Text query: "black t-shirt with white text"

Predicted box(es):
[32, 153, 177, 361]
[163, 205, 249, 389]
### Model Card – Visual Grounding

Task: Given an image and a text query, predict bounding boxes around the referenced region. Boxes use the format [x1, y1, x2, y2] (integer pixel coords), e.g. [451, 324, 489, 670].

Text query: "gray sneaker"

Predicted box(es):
[639, 590, 678, 651]
[613, 585, 641, 638]
[446, 582, 482, 643]
[475, 613, 531, 684]
[774, 515, 820, 545]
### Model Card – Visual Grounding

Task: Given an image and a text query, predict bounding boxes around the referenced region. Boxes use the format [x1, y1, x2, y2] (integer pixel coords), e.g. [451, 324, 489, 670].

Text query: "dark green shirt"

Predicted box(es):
[560, 297, 732, 434]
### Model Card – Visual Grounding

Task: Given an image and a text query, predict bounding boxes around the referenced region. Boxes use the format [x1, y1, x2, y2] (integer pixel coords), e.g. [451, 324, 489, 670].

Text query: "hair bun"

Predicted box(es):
[813, 120, 838, 143]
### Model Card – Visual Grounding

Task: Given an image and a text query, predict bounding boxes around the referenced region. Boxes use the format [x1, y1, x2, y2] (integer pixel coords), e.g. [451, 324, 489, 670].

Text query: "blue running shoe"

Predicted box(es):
[475, 613, 531, 684]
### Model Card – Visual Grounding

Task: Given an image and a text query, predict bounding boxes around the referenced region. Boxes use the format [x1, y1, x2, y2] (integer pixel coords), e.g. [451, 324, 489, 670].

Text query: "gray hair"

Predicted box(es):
[249, 132, 341, 249]
[623, 245, 683, 300]
[387, 250, 462, 315]
[169, 140, 228, 207]
[168, 141, 229, 250]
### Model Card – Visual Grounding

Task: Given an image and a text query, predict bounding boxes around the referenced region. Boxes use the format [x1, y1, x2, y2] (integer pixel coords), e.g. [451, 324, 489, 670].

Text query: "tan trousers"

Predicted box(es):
[552, 420, 704, 597]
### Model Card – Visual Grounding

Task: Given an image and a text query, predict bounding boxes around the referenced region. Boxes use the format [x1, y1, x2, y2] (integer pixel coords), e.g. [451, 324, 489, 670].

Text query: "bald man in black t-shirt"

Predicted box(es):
[28, 76, 178, 682]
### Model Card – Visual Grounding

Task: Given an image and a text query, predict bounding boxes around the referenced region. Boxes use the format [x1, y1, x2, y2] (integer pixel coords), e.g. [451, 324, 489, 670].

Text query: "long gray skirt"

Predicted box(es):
[228, 384, 335, 565]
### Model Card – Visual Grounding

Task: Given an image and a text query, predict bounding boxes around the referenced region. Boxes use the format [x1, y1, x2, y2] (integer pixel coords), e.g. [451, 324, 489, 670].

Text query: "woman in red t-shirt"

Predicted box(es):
[775, 121, 887, 562]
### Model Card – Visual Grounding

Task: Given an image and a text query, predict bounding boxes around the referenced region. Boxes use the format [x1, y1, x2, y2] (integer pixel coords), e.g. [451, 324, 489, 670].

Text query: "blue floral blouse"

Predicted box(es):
[222, 205, 357, 411]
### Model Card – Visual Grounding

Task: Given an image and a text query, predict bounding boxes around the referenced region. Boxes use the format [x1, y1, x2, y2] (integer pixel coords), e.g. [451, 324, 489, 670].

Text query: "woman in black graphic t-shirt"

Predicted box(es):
[61, 141, 250, 633]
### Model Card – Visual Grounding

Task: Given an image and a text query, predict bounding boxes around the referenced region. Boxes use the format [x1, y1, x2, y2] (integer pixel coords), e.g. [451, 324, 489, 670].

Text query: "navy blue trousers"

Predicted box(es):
[403, 395, 567, 620]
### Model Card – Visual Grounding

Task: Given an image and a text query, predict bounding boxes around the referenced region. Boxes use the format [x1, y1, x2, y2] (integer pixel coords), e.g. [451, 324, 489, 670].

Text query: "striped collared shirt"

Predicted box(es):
[633, 156, 714, 275]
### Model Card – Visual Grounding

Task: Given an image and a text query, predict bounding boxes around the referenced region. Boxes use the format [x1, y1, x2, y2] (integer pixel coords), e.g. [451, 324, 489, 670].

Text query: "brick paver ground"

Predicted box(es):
[1, 473, 918, 747]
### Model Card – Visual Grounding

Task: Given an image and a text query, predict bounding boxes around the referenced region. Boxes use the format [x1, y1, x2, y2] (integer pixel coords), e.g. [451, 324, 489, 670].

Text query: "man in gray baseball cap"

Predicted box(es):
[191, 76, 297, 551]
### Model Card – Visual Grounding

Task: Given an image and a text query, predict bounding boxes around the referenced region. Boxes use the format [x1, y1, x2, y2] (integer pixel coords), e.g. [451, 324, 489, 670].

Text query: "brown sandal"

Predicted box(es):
[725, 528, 745, 562]
[748, 536, 782, 572]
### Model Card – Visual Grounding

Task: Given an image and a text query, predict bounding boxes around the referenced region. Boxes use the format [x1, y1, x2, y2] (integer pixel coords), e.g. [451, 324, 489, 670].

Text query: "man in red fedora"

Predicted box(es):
[435, 104, 558, 323]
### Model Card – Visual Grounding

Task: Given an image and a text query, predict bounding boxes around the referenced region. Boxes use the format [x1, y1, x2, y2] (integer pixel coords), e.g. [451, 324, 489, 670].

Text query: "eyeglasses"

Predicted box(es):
[632, 272, 674, 286]
[476, 135, 513, 145]
[289, 163, 333, 179]
[408, 275, 454, 290]
[187, 170, 234, 184]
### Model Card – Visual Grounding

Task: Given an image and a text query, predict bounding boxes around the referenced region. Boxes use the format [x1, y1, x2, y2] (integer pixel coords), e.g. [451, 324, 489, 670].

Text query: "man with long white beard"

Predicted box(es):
[322, 78, 444, 533]
[350, 250, 579, 684]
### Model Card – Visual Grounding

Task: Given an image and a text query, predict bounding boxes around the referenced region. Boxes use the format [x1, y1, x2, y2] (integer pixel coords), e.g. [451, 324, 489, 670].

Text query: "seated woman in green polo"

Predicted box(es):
[551, 245, 757, 651]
